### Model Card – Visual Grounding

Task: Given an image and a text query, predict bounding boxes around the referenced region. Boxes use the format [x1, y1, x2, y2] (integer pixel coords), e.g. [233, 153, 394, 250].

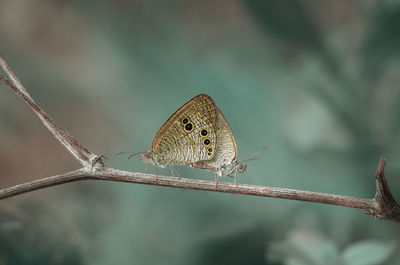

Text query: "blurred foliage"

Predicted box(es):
[362, 5, 400, 81]
[243, 0, 324, 50]
[1, 0, 400, 264]
[0, 202, 84, 265]
[268, 229, 397, 265]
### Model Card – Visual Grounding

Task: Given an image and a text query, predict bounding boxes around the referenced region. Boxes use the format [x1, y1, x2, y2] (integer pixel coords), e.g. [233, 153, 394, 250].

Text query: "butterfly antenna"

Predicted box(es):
[128, 152, 144, 160]
[242, 146, 268, 163]
[242, 157, 262, 163]
[115, 151, 144, 160]
[115, 151, 131, 156]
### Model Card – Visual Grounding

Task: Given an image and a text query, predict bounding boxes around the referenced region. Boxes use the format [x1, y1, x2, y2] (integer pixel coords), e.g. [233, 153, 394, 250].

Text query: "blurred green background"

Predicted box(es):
[1, 0, 399, 264]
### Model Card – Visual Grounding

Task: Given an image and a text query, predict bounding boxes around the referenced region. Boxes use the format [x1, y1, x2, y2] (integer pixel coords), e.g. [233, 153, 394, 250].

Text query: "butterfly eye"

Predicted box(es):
[200, 129, 208, 136]
[203, 138, 210, 145]
[184, 122, 193, 132]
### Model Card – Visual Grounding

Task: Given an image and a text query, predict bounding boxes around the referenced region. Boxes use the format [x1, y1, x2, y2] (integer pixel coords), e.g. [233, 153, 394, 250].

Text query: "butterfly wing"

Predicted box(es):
[150, 94, 218, 166]
[190, 108, 238, 173]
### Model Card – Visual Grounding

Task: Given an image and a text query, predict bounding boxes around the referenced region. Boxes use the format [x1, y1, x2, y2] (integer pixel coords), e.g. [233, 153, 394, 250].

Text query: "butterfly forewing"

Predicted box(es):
[150, 94, 218, 166]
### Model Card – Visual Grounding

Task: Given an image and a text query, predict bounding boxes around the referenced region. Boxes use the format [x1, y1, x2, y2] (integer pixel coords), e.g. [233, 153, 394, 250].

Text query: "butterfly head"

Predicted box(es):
[220, 160, 247, 176]
[141, 150, 154, 165]
[233, 146, 267, 174]
[236, 161, 247, 173]
[140, 150, 167, 168]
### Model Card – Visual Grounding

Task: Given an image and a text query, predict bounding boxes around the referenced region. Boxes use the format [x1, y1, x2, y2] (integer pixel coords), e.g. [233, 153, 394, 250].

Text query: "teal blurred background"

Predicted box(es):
[1, 0, 399, 264]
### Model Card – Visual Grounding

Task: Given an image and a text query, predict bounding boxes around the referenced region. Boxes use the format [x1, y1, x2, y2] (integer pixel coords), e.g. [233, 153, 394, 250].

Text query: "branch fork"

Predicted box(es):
[0, 53, 399, 223]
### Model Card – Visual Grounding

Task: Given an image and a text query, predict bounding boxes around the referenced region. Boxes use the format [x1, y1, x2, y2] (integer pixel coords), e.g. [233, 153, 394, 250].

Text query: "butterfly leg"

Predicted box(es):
[155, 166, 159, 183]
[173, 166, 181, 180]
[214, 174, 220, 188]
[227, 172, 238, 185]
[145, 163, 148, 174]
[233, 168, 238, 185]
[170, 166, 175, 177]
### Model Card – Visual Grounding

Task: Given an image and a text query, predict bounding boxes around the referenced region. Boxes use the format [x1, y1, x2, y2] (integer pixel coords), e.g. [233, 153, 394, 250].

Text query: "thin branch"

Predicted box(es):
[0, 54, 399, 223]
[0, 162, 398, 224]
[0, 54, 100, 169]
[0, 167, 374, 211]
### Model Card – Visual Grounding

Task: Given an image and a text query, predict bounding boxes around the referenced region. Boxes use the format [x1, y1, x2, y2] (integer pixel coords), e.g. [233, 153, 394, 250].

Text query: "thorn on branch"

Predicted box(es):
[370, 157, 400, 223]
[90, 154, 107, 171]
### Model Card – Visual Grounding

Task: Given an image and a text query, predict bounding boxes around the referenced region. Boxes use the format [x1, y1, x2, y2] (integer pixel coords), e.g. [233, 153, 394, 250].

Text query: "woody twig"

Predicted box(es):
[0, 54, 399, 223]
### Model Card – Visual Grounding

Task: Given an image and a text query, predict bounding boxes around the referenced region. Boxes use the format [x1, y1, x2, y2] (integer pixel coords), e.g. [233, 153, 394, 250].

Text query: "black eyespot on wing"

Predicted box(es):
[208, 148, 212, 152]
[203, 138, 210, 145]
[207, 152, 212, 156]
[201, 129, 208, 136]
[185, 123, 192, 131]
[182, 118, 188, 124]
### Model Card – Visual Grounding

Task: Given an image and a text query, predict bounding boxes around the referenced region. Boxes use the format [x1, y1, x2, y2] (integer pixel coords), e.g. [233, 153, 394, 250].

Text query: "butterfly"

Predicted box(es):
[141, 94, 246, 183]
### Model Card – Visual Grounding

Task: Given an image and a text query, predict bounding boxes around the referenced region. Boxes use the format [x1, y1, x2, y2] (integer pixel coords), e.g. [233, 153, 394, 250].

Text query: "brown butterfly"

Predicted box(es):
[141, 94, 246, 183]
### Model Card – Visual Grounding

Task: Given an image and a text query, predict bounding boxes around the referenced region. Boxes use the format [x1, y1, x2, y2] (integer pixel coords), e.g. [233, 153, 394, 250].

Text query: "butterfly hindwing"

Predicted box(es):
[190, 109, 237, 172]
[150, 94, 218, 166]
